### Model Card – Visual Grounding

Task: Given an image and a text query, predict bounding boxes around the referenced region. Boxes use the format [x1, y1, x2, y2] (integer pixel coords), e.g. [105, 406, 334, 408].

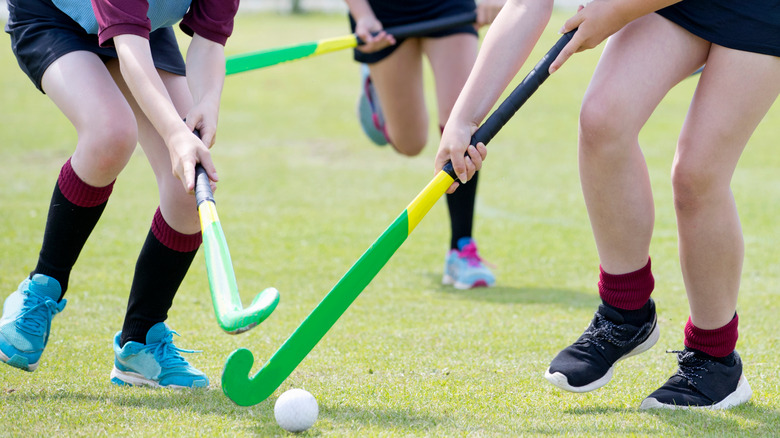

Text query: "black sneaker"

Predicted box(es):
[640, 348, 752, 410]
[545, 299, 659, 392]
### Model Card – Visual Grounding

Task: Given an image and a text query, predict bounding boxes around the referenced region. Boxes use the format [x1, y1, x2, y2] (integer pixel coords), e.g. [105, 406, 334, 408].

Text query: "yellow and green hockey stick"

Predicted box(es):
[221, 30, 577, 406]
[225, 11, 477, 75]
[195, 165, 280, 334]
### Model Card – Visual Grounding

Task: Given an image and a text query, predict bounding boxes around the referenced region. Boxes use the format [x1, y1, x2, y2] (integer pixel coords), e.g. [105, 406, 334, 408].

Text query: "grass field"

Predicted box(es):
[1, 10, 779, 437]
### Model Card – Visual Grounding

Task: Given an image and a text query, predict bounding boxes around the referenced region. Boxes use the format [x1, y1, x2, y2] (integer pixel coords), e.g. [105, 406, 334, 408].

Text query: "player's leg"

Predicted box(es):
[0, 51, 136, 371]
[363, 39, 430, 155]
[641, 45, 780, 410]
[423, 33, 494, 289]
[545, 14, 709, 392]
[105, 60, 208, 388]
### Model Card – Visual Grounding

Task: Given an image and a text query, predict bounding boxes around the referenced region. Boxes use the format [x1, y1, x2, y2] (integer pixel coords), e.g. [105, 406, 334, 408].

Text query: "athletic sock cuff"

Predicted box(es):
[58, 158, 115, 207]
[684, 313, 739, 358]
[598, 257, 654, 310]
[151, 207, 202, 253]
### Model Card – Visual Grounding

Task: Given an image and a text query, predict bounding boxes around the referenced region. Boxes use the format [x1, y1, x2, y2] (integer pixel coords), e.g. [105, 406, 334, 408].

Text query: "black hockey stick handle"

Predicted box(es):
[194, 164, 213, 206]
[192, 129, 214, 206]
[442, 29, 576, 179]
[356, 11, 478, 44]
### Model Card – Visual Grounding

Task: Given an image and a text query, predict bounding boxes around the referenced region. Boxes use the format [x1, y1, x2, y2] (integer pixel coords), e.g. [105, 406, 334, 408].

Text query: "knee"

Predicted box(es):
[578, 93, 633, 156]
[671, 158, 717, 214]
[79, 116, 138, 170]
[389, 132, 427, 156]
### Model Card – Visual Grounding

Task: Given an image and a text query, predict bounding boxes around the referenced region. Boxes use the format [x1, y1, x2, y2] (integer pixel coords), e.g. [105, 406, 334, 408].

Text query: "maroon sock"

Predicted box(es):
[120, 208, 201, 346]
[684, 314, 739, 358]
[598, 258, 654, 310]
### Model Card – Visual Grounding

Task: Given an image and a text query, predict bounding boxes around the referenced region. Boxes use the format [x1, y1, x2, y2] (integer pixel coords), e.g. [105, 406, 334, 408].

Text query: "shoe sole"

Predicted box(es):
[110, 367, 207, 389]
[639, 374, 753, 410]
[442, 274, 494, 290]
[544, 318, 660, 393]
[357, 94, 388, 146]
[0, 348, 38, 372]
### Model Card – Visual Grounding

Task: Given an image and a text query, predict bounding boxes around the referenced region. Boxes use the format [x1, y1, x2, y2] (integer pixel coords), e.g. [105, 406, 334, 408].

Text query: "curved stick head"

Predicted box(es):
[223, 287, 280, 335]
[221, 348, 263, 406]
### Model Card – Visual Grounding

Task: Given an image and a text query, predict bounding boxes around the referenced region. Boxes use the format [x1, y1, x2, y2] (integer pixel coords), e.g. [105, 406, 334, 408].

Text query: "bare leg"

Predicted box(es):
[673, 46, 780, 329]
[422, 34, 478, 127]
[106, 60, 199, 233]
[42, 52, 138, 185]
[367, 39, 428, 156]
[578, 15, 708, 274]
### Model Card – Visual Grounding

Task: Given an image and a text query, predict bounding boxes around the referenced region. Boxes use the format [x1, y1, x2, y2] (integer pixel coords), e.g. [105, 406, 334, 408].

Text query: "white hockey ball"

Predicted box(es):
[274, 388, 319, 433]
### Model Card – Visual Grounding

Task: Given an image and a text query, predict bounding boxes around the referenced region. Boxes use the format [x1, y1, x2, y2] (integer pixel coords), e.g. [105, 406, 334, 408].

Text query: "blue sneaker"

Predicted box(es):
[0, 274, 66, 371]
[442, 237, 496, 289]
[110, 322, 209, 388]
[357, 64, 389, 146]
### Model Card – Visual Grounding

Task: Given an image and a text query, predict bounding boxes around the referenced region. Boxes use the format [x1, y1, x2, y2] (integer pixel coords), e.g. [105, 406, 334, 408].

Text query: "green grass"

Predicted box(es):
[1, 10, 780, 437]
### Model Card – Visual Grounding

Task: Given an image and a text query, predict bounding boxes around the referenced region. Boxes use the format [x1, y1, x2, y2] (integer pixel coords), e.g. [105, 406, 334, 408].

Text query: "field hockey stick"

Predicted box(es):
[195, 164, 280, 334]
[221, 30, 577, 406]
[225, 11, 477, 75]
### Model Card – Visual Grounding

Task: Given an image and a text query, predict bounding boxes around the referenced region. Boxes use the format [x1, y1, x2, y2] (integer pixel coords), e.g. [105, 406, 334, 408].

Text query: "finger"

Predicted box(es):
[475, 142, 488, 160]
[199, 127, 216, 148]
[370, 30, 387, 43]
[199, 152, 219, 183]
[549, 36, 580, 74]
[446, 181, 460, 195]
[467, 145, 483, 171]
[434, 153, 448, 174]
[356, 29, 372, 45]
[559, 10, 584, 35]
[450, 151, 468, 184]
[181, 161, 196, 194]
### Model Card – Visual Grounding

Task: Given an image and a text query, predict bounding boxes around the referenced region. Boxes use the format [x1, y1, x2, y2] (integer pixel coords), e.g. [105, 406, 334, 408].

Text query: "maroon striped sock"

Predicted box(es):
[598, 258, 654, 310]
[151, 207, 202, 252]
[33, 159, 115, 296]
[120, 208, 201, 346]
[58, 158, 114, 207]
[684, 314, 739, 358]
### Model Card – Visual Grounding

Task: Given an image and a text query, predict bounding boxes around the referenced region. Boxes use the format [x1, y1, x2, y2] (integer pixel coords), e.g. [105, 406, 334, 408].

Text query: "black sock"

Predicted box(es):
[120, 228, 198, 346]
[33, 175, 111, 299]
[603, 299, 653, 326]
[446, 170, 479, 249]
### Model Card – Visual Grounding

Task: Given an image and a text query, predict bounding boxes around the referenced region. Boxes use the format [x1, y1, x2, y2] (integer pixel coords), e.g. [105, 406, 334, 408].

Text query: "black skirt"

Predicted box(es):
[657, 0, 780, 57]
[5, 0, 186, 92]
[349, 0, 478, 64]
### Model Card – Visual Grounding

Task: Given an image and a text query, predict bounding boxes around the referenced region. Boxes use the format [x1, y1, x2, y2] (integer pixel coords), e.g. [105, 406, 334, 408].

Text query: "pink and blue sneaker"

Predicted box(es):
[0, 274, 66, 371]
[442, 237, 496, 290]
[357, 64, 390, 146]
[110, 322, 209, 388]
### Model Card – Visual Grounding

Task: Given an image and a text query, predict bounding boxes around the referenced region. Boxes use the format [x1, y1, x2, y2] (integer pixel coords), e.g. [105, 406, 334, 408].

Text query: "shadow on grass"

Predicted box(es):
[4, 386, 450, 435]
[432, 279, 595, 308]
[556, 404, 780, 436]
[318, 403, 450, 433]
[5, 386, 281, 434]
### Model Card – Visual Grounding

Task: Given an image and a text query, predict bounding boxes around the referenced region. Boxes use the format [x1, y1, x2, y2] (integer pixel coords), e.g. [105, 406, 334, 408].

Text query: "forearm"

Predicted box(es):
[186, 34, 225, 113]
[114, 34, 189, 142]
[449, 0, 553, 129]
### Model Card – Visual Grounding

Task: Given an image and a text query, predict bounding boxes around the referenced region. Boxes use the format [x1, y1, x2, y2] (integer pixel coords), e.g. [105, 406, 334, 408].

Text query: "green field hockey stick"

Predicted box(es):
[221, 30, 577, 405]
[225, 11, 477, 75]
[195, 165, 280, 334]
